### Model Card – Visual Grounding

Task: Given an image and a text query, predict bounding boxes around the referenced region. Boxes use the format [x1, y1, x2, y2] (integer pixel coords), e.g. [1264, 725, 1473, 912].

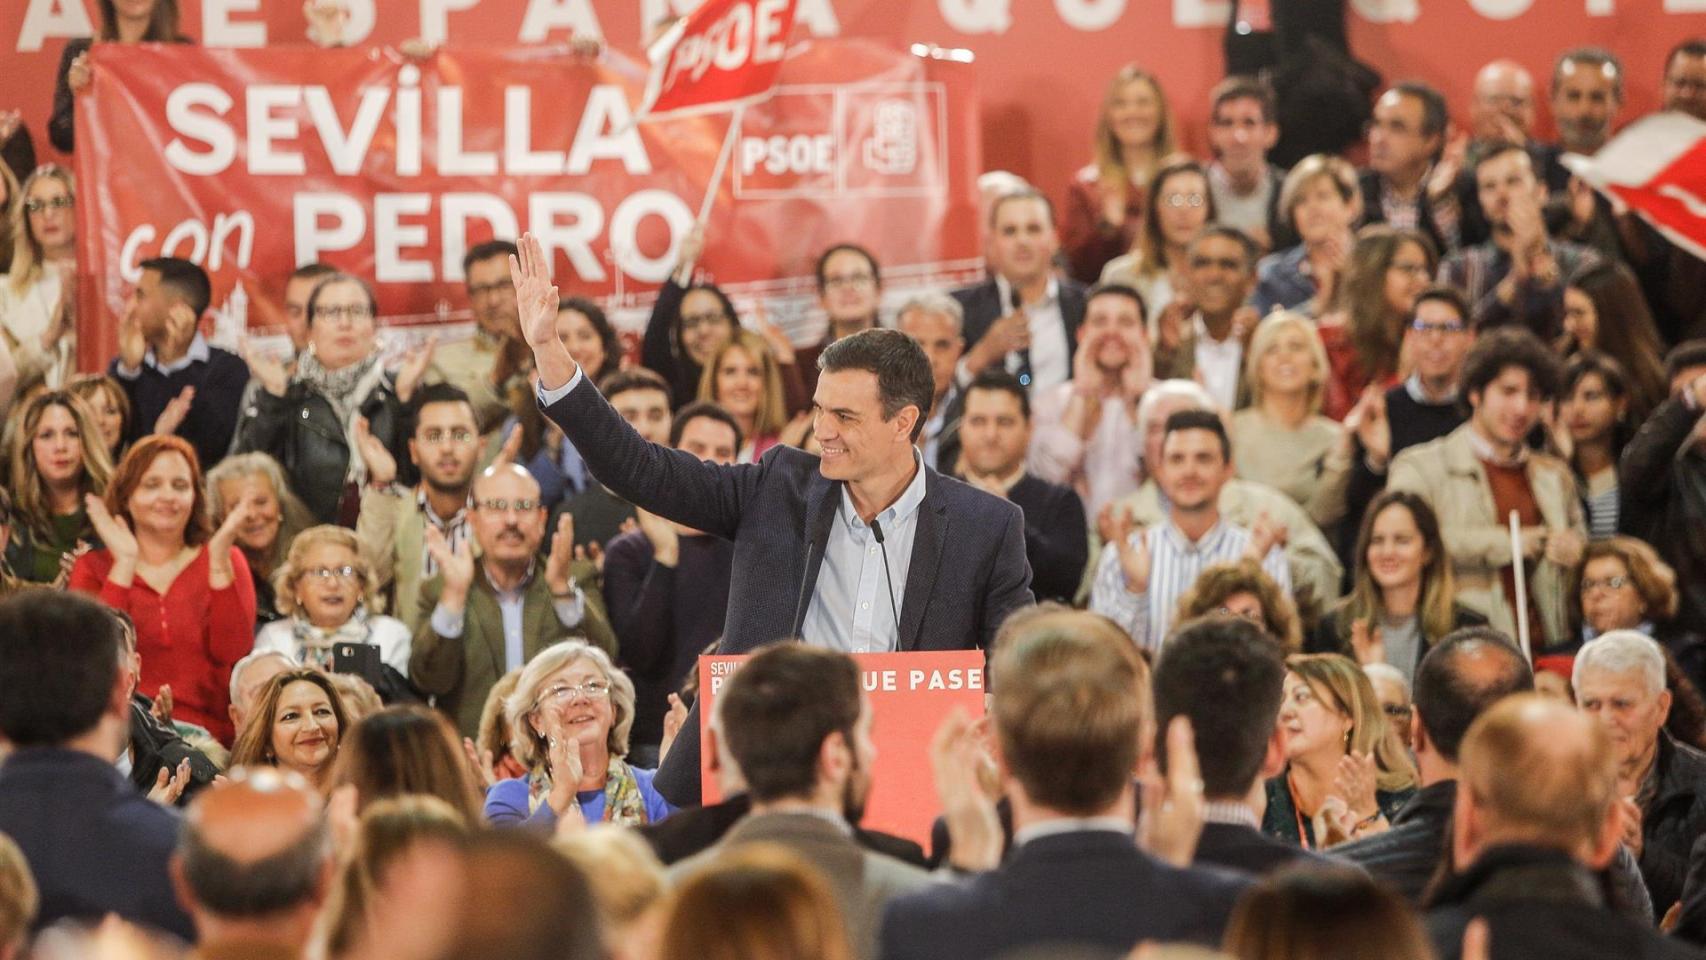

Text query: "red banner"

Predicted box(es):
[639, 0, 797, 119]
[1569, 112, 1706, 262]
[698, 651, 986, 848]
[70, 39, 981, 370]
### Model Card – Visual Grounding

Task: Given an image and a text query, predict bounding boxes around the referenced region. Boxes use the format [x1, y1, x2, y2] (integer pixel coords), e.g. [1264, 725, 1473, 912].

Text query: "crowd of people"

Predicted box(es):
[6, 1, 1706, 957]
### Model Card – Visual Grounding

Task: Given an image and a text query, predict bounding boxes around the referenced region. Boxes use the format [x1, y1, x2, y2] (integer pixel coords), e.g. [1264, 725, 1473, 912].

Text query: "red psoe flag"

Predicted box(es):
[1566, 112, 1706, 261]
[637, 0, 798, 120]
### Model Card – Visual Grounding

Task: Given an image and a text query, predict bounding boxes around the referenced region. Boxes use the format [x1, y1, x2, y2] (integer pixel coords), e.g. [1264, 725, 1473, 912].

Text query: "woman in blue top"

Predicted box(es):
[485, 640, 674, 829]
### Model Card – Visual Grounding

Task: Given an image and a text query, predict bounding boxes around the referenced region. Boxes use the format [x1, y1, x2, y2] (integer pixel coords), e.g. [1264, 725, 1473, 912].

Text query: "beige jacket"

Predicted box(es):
[1387, 423, 1585, 648]
[358, 486, 434, 632]
[426, 335, 517, 432]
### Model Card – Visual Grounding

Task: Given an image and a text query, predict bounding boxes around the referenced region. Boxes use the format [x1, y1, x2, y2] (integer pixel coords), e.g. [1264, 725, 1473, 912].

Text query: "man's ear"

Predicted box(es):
[169, 853, 195, 916]
[1587, 798, 1623, 871]
[1410, 707, 1429, 757]
[1260, 725, 1287, 779]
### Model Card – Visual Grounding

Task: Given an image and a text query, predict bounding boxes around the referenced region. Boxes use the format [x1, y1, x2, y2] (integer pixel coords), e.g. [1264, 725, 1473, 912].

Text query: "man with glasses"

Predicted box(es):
[411, 462, 615, 737]
[1206, 76, 1285, 251]
[1359, 82, 1462, 256]
[799, 244, 884, 396]
[427, 239, 531, 431]
[356, 383, 482, 631]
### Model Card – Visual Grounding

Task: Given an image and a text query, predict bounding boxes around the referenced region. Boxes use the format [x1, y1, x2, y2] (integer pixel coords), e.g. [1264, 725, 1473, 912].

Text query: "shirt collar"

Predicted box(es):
[1466, 424, 1529, 468]
[1159, 515, 1230, 551]
[482, 558, 537, 599]
[145, 333, 211, 374]
[995, 274, 1060, 312]
[418, 487, 472, 527]
[1192, 312, 1238, 347]
[840, 449, 929, 532]
[1405, 372, 1458, 405]
[1202, 801, 1260, 829]
[1012, 816, 1134, 848]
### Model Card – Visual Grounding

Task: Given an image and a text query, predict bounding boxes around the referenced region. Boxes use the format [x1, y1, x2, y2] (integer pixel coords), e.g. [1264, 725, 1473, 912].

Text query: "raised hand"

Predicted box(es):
[68, 52, 92, 94]
[151, 386, 195, 437]
[393, 334, 439, 404]
[544, 513, 576, 596]
[118, 301, 148, 371]
[353, 415, 398, 486]
[1331, 751, 1381, 823]
[1111, 514, 1151, 595]
[1349, 619, 1386, 667]
[1137, 715, 1205, 867]
[1351, 385, 1391, 468]
[511, 234, 580, 392]
[85, 493, 138, 562]
[425, 526, 474, 601]
[244, 343, 291, 398]
[635, 508, 679, 567]
[658, 693, 690, 766]
[303, 0, 349, 46]
[544, 733, 588, 820]
[572, 539, 606, 574]
[1427, 128, 1470, 201]
[461, 736, 500, 790]
[490, 425, 525, 468]
[753, 302, 796, 365]
[150, 684, 175, 726]
[206, 498, 252, 589]
[1245, 511, 1287, 561]
[931, 707, 1003, 872]
[146, 758, 192, 807]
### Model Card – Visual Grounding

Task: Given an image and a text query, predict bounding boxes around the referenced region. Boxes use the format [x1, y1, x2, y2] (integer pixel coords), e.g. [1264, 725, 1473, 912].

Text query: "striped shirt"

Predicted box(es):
[1586, 483, 1620, 540]
[1089, 518, 1292, 652]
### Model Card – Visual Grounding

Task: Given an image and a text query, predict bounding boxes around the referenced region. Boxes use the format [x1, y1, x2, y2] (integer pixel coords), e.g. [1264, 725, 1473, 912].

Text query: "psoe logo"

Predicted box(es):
[862, 99, 918, 176]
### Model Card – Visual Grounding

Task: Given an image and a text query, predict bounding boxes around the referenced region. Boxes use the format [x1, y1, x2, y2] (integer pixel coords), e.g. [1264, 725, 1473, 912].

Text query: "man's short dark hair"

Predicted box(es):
[1389, 80, 1449, 139]
[597, 367, 673, 407]
[818, 329, 936, 442]
[0, 592, 123, 746]
[669, 400, 743, 451]
[1085, 282, 1148, 326]
[1410, 285, 1470, 326]
[1188, 225, 1260, 273]
[1162, 409, 1231, 462]
[814, 243, 881, 293]
[1460, 326, 1563, 407]
[965, 368, 1031, 421]
[140, 256, 212, 317]
[289, 262, 338, 285]
[1666, 339, 1706, 383]
[1413, 627, 1534, 763]
[178, 814, 329, 917]
[1669, 38, 1706, 73]
[1153, 617, 1286, 798]
[717, 645, 862, 803]
[462, 240, 520, 277]
[1554, 47, 1625, 101]
[988, 188, 1057, 231]
[1472, 142, 1534, 178]
[408, 382, 474, 422]
[1210, 74, 1277, 125]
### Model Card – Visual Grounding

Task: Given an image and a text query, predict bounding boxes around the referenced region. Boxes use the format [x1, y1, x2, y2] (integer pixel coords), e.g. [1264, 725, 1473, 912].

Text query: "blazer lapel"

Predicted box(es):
[469, 580, 506, 682]
[897, 476, 947, 651]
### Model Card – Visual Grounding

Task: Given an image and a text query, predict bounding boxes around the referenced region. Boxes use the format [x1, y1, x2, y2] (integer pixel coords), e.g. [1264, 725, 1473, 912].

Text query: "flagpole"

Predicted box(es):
[699, 105, 744, 225]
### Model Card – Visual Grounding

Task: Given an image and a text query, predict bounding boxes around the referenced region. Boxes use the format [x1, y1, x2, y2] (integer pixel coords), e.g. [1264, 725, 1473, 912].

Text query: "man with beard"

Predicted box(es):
[1664, 40, 1706, 122]
[1546, 48, 1623, 163]
[428, 240, 532, 431]
[672, 644, 931, 959]
[959, 369, 1088, 605]
[1029, 283, 1152, 520]
[357, 383, 483, 632]
[1090, 409, 1290, 652]
[1153, 226, 1261, 413]
[411, 463, 615, 737]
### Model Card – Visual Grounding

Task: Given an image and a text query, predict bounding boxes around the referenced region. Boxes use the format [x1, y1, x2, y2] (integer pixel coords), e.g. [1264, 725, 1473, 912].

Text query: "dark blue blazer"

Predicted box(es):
[540, 375, 1035, 803]
[952, 277, 1088, 361]
[879, 830, 1250, 960]
[0, 748, 192, 941]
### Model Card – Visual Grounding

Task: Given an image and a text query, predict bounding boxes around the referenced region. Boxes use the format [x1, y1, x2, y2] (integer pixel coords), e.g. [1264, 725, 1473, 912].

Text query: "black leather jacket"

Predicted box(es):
[236, 377, 409, 524]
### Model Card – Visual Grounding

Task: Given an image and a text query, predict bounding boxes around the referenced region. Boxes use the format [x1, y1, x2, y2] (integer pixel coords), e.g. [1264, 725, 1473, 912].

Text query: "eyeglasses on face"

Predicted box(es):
[681, 312, 730, 331]
[1409, 320, 1467, 336]
[313, 304, 375, 323]
[535, 680, 611, 709]
[418, 428, 477, 447]
[475, 498, 540, 514]
[303, 565, 362, 582]
[24, 196, 73, 214]
[1581, 575, 1632, 594]
[822, 274, 876, 290]
[1162, 192, 1207, 209]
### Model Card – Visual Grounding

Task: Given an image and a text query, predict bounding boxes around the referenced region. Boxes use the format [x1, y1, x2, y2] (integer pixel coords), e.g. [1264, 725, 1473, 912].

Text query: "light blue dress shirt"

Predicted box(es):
[429, 561, 586, 672]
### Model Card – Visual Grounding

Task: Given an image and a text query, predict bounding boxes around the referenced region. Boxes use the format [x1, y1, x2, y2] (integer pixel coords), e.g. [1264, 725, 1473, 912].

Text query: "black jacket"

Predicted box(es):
[1426, 845, 1701, 960]
[127, 696, 218, 805]
[1621, 395, 1706, 635]
[881, 830, 1250, 960]
[951, 278, 1087, 382]
[1194, 820, 1338, 877]
[1359, 169, 1454, 261]
[1004, 473, 1088, 605]
[1335, 779, 1457, 905]
[236, 377, 409, 524]
[1337, 381, 1465, 569]
[1641, 732, 1706, 917]
[1307, 605, 1488, 674]
[635, 792, 925, 867]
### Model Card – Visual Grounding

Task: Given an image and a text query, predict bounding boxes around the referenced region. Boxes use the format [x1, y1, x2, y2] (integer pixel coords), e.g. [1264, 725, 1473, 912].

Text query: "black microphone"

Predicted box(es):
[870, 518, 901, 643]
[1010, 286, 1033, 388]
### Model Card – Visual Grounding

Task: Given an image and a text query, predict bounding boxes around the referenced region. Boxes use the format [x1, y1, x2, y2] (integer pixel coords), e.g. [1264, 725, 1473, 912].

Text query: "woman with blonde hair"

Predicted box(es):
[697, 329, 791, 462]
[1253, 154, 1363, 318]
[1175, 559, 1303, 652]
[253, 524, 412, 696]
[485, 640, 674, 829]
[206, 451, 314, 627]
[1230, 311, 1354, 528]
[555, 826, 670, 960]
[1063, 65, 1180, 284]
[323, 705, 484, 822]
[229, 668, 349, 788]
[659, 844, 852, 960]
[66, 373, 133, 461]
[0, 159, 20, 276]
[4, 389, 113, 583]
[1262, 653, 1417, 849]
[1, 165, 78, 387]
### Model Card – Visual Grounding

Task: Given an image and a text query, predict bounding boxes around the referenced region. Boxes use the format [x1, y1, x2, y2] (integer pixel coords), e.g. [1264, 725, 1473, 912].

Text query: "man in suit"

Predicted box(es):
[357, 383, 481, 631]
[171, 770, 335, 957]
[882, 608, 1248, 959]
[514, 233, 1034, 806]
[957, 368, 1088, 604]
[0, 592, 193, 940]
[1336, 627, 1534, 904]
[673, 644, 932, 958]
[896, 292, 966, 473]
[953, 188, 1087, 393]
[1154, 615, 1330, 876]
[112, 256, 251, 467]
[1425, 695, 1697, 960]
[411, 463, 615, 737]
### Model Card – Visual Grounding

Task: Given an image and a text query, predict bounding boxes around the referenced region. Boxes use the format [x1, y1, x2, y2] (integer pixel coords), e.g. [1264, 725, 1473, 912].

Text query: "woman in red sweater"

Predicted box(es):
[70, 434, 256, 742]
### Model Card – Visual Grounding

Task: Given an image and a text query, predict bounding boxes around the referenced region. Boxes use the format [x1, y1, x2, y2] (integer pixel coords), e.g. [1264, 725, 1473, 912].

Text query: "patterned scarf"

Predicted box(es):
[524, 755, 650, 826]
[292, 345, 389, 483]
[289, 605, 375, 672]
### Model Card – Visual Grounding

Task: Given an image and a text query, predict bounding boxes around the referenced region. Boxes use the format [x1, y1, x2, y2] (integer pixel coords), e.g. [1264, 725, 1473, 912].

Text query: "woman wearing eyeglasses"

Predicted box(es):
[486, 640, 675, 829]
[1252, 155, 1363, 320]
[1099, 155, 1216, 333]
[1, 165, 79, 387]
[1568, 536, 1706, 690]
[253, 525, 413, 693]
[1313, 226, 1438, 420]
[236, 272, 409, 525]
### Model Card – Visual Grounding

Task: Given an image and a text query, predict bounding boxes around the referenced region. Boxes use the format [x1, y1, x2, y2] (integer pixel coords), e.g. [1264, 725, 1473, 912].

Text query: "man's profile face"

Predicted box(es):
[898, 310, 963, 402]
[1576, 667, 1669, 773]
[812, 369, 913, 483]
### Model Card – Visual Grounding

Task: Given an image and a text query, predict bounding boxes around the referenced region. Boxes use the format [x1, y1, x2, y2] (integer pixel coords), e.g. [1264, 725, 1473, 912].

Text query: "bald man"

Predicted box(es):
[171, 769, 333, 957]
[1424, 695, 1697, 960]
[411, 463, 615, 736]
